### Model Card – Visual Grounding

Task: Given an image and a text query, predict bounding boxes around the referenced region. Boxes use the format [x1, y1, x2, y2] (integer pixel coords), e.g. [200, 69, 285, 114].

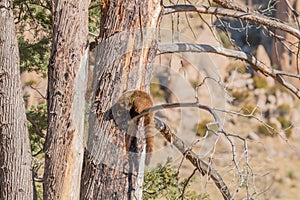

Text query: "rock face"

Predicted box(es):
[216, 1, 300, 87]
[256, 45, 271, 67]
[247, 131, 260, 140]
[20, 71, 47, 108]
[255, 0, 300, 87]
[224, 58, 297, 136]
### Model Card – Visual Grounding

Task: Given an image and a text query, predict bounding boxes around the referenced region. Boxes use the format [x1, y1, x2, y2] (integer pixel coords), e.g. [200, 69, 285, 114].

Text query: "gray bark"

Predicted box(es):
[43, 0, 89, 199]
[0, 0, 34, 199]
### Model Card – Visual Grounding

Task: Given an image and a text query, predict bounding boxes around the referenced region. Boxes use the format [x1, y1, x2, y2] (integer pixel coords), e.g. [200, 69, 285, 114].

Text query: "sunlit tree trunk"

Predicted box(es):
[80, 0, 162, 199]
[43, 0, 90, 199]
[0, 0, 33, 198]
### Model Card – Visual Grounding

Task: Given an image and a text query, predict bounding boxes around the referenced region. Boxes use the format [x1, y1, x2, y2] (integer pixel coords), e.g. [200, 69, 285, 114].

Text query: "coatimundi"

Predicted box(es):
[112, 90, 154, 165]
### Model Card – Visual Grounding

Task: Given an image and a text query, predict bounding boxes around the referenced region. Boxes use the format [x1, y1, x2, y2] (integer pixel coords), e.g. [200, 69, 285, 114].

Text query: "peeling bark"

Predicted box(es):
[80, 0, 162, 199]
[43, 0, 90, 199]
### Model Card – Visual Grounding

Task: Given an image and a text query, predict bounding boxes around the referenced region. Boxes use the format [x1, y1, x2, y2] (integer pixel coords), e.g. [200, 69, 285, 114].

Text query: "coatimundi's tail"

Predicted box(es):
[113, 90, 154, 165]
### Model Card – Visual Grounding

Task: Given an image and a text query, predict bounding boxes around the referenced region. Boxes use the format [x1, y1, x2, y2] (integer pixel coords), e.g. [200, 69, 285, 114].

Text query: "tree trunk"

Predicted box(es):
[80, 0, 162, 199]
[0, 0, 34, 199]
[43, 0, 90, 199]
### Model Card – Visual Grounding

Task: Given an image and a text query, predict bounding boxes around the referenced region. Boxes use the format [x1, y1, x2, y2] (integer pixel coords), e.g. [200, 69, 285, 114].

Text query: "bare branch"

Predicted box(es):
[26, 114, 45, 138]
[154, 117, 232, 200]
[157, 43, 300, 98]
[132, 101, 245, 199]
[137, 102, 222, 129]
[283, 0, 300, 77]
[29, 85, 47, 99]
[213, 0, 248, 12]
[283, 0, 300, 18]
[162, 5, 300, 39]
[220, 130, 250, 199]
[179, 168, 197, 200]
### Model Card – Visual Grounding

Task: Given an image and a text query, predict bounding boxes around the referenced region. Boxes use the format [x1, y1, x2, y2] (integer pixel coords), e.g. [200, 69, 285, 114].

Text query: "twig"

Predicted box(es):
[29, 85, 47, 99]
[212, 107, 293, 147]
[89, 31, 99, 37]
[180, 168, 197, 200]
[184, 5, 197, 39]
[154, 117, 232, 200]
[283, 0, 300, 78]
[157, 43, 300, 98]
[221, 130, 249, 199]
[138, 102, 222, 129]
[162, 4, 300, 39]
[131, 101, 230, 199]
[213, 0, 248, 13]
[26, 114, 45, 138]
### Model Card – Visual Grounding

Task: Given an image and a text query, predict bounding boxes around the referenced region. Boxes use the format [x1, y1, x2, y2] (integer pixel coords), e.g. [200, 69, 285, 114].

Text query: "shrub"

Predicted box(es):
[268, 85, 286, 96]
[24, 79, 37, 87]
[194, 119, 218, 137]
[257, 122, 278, 137]
[284, 129, 293, 138]
[242, 104, 258, 115]
[277, 104, 290, 116]
[287, 170, 295, 179]
[277, 116, 293, 138]
[253, 76, 268, 89]
[143, 160, 210, 200]
[218, 31, 232, 49]
[277, 116, 291, 129]
[150, 77, 164, 99]
[26, 103, 47, 154]
[226, 61, 247, 74]
[231, 90, 249, 103]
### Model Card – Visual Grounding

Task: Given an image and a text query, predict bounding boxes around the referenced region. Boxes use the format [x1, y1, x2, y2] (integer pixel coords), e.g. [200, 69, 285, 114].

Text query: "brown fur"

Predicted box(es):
[130, 91, 154, 165]
[113, 90, 154, 165]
